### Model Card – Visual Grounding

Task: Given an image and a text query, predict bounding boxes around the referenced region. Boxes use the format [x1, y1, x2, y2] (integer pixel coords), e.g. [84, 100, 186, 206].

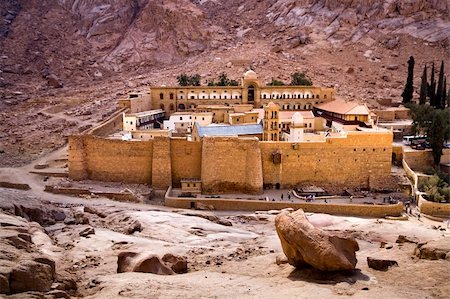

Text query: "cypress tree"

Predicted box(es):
[429, 62, 436, 107]
[401, 56, 415, 104]
[436, 60, 445, 109]
[428, 110, 445, 166]
[419, 65, 428, 105]
[444, 76, 448, 108]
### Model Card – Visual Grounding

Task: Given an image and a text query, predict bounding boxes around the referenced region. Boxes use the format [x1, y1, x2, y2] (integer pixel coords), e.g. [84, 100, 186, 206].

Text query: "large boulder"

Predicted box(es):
[415, 238, 450, 260]
[117, 251, 187, 275]
[275, 209, 359, 271]
[9, 259, 55, 293]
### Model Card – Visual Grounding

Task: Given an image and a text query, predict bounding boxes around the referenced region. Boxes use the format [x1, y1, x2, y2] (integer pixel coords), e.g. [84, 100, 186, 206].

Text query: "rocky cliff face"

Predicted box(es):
[0, 0, 448, 83]
[57, 0, 223, 69]
[268, 0, 450, 43]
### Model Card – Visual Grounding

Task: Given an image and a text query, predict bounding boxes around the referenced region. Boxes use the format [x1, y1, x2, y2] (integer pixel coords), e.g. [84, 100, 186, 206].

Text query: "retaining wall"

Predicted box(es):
[165, 188, 403, 217]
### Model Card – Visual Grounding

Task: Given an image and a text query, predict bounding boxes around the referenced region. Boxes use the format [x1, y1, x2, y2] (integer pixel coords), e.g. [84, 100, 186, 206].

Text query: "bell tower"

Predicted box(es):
[263, 102, 280, 141]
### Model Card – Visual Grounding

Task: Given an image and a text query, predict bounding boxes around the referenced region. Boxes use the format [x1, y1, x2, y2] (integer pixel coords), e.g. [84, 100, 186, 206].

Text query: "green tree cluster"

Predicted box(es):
[409, 105, 450, 165]
[207, 72, 239, 86]
[290, 72, 313, 86]
[176, 73, 201, 86]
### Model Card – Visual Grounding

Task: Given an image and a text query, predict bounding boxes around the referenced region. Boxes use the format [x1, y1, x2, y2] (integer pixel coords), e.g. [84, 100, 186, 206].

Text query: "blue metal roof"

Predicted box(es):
[196, 123, 263, 137]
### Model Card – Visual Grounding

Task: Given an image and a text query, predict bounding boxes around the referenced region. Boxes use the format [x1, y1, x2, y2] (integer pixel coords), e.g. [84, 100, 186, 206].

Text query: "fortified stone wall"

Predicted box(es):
[260, 132, 392, 190]
[69, 131, 393, 193]
[89, 108, 127, 136]
[170, 138, 202, 188]
[201, 137, 263, 194]
[404, 150, 434, 173]
[68, 135, 153, 184]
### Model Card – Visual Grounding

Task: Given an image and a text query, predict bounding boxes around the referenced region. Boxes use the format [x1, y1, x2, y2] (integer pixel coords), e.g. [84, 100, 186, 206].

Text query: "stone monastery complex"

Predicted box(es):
[69, 71, 394, 195]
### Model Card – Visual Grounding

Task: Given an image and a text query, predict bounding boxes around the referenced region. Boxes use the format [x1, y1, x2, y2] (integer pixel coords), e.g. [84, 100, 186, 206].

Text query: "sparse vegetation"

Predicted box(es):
[290, 72, 313, 86]
[418, 175, 450, 203]
[267, 78, 285, 86]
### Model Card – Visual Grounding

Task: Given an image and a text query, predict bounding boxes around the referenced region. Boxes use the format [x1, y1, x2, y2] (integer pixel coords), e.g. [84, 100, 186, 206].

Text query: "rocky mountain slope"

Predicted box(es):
[0, 0, 449, 166]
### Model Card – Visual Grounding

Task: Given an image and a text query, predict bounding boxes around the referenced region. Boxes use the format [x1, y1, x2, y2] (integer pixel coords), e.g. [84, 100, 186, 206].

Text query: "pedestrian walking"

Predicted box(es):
[281, 194, 284, 200]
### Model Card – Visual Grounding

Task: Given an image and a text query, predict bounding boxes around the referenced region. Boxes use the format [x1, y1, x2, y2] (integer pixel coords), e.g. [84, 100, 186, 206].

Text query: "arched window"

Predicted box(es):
[178, 103, 186, 110]
[170, 93, 174, 100]
[169, 103, 174, 111]
[160, 103, 165, 110]
[160, 93, 164, 100]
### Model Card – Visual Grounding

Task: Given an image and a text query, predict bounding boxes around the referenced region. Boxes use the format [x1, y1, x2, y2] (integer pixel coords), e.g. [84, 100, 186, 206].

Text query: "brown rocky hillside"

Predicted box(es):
[0, 0, 449, 166]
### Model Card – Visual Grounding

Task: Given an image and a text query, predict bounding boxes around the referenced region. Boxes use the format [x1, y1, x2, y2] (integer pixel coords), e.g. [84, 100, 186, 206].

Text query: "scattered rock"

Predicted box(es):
[346, 67, 355, 74]
[381, 75, 391, 82]
[134, 256, 174, 275]
[162, 253, 188, 274]
[73, 210, 89, 224]
[46, 74, 64, 88]
[396, 235, 418, 244]
[83, 206, 107, 218]
[94, 70, 103, 78]
[386, 64, 399, 70]
[384, 38, 399, 49]
[275, 209, 359, 271]
[367, 257, 398, 271]
[275, 255, 288, 265]
[117, 251, 187, 275]
[124, 220, 142, 235]
[45, 290, 70, 299]
[271, 45, 282, 53]
[79, 227, 95, 237]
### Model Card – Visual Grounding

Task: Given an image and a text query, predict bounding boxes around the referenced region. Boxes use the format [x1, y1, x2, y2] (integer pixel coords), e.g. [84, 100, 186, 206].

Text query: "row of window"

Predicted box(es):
[159, 92, 327, 100]
[262, 94, 325, 100]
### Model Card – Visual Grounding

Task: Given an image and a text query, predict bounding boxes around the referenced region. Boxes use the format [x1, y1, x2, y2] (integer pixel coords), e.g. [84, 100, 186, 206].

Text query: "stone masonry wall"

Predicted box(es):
[151, 137, 172, 189]
[260, 131, 393, 190]
[170, 138, 202, 188]
[201, 137, 263, 194]
[68, 135, 153, 184]
[69, 131, 393, 194]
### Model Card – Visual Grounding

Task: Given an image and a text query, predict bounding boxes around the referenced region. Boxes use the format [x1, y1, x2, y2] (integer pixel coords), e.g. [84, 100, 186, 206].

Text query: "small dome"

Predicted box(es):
[244, 70, 257, 80]
[292, 112, 304, 125]
[267, 101, 277, 108]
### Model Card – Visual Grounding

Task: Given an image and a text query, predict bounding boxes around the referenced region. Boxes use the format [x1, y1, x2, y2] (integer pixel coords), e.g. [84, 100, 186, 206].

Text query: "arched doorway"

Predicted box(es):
[275, 183, 281, 190]
[178, 103, 185, 110]
[247, 85, 255, 103]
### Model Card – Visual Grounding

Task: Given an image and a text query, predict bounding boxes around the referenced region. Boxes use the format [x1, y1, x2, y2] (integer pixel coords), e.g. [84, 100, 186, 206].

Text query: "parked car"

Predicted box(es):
[413, 143, 426, 150]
